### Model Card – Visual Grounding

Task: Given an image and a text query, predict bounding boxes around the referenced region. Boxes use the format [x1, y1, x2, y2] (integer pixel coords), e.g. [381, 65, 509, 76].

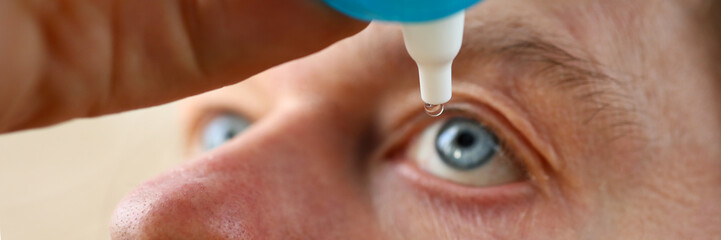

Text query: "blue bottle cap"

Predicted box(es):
[323, 0, 481, 22]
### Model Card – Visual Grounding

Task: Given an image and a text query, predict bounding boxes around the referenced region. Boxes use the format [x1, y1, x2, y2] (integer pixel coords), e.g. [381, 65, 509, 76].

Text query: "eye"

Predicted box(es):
[408, 116, 525, 187]
[201, 113, 251, 151]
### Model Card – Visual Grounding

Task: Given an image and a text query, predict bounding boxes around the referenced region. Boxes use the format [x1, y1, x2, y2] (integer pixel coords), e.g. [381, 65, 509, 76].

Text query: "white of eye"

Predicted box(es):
[201, 113, 250, 151]
[408, 118, 524, 187]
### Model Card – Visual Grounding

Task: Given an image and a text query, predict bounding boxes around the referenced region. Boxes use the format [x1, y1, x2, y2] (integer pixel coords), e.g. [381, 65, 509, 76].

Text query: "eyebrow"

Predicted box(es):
[461, 21, 642, 142]
[463, 21, 618, 89]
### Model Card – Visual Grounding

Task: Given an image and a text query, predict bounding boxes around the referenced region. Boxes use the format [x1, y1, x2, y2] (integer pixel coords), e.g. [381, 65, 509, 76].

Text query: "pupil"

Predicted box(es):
[225, 130, 237, 140]
[455, 131, 476, 148]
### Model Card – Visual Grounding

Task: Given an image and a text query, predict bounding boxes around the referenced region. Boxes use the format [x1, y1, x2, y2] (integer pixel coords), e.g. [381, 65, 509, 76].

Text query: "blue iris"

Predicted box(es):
[435, 117, 499, 170]
[202, 113, 250, 150]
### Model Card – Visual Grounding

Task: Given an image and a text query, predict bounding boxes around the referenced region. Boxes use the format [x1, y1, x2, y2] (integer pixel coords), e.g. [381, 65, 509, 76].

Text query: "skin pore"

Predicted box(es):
[111, 0, 721, 239]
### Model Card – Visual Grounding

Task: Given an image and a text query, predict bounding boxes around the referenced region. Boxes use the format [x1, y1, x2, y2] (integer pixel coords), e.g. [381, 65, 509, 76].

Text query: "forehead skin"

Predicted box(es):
[173, 0, 721, 239]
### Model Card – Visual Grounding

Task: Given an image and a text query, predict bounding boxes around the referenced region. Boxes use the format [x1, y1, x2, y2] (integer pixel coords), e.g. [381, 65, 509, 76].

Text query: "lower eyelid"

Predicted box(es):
[392, 159, 537, 205]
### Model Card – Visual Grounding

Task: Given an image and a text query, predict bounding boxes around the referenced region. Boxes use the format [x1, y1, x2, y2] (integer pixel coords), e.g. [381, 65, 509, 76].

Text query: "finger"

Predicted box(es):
[0, 0, 366, 132]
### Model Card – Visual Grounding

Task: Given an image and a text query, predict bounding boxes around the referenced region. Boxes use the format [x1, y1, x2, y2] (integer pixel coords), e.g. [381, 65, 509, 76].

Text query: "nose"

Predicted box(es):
[109, 106, 378, 239]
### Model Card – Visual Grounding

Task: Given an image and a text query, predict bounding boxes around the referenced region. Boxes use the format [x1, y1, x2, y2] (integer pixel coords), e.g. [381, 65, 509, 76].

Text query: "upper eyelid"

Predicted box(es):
[461, 22, 643, 142]
[452, 82, 565, 173]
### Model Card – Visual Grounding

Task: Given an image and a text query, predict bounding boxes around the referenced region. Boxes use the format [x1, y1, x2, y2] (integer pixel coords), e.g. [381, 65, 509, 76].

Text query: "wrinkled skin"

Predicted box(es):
[111, 0, 721, 239]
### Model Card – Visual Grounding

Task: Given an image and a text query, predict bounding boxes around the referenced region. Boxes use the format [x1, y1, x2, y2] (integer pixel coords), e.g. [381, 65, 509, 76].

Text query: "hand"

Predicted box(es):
[0, 0, 366, 133]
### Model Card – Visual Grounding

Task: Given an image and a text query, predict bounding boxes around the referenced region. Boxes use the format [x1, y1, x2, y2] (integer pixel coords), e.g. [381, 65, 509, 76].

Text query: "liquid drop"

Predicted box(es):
[424, 103, 444, 117]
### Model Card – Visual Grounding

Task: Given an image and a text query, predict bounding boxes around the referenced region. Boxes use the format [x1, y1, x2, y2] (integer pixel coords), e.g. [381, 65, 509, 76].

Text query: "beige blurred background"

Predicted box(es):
[0, 103, 184, 240]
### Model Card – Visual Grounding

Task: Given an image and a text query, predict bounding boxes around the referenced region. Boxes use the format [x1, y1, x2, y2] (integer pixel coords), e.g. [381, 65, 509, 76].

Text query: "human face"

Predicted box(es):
[110, 0, 721, 239]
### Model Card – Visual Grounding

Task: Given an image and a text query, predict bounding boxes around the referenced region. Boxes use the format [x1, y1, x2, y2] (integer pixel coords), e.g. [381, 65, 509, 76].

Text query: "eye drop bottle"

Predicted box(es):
[323, 0, 482, 113]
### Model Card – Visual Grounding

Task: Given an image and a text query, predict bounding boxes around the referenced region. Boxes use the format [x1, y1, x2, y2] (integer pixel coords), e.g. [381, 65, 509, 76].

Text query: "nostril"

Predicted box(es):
[109, 177, 253, 240]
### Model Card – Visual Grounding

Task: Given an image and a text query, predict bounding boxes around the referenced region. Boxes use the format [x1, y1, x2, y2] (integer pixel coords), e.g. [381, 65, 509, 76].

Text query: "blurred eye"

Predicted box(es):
[409, 117, 525, 187]
[201, 113, 250, 151]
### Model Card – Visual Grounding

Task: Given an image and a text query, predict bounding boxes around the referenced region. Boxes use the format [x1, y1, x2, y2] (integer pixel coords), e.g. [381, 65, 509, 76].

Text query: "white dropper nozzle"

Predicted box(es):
[401, 11, 465, 109]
